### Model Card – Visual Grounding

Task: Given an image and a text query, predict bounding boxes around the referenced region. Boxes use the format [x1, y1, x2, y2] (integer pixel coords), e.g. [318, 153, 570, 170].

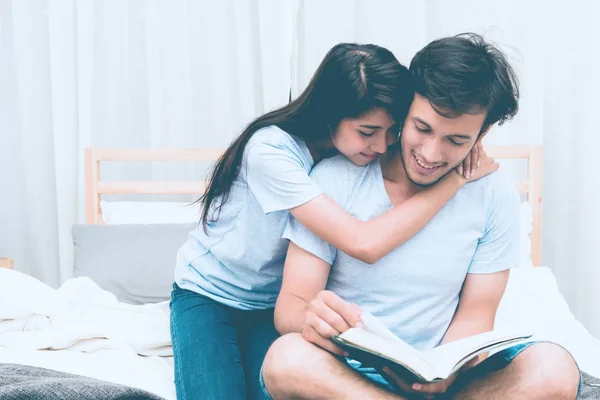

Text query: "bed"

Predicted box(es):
[1, 145, 599, 399]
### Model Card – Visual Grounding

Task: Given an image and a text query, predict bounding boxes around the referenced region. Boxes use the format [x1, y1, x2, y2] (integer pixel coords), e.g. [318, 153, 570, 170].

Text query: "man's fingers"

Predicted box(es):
[301, 325, 347, 356]
[306, 313, 339, 339]
[314, 336, 347, 356]
[380, 366, 414, 393]
[459, 356, 481, 372]
[347, 302, 362, 316]
[321, 291, 362, 328]
[314, 301, 353, 334]
[413, 381, 448, 394]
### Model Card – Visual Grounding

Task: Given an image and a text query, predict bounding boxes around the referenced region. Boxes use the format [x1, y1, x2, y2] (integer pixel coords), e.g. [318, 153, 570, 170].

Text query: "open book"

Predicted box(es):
[331, 312, 533, 383]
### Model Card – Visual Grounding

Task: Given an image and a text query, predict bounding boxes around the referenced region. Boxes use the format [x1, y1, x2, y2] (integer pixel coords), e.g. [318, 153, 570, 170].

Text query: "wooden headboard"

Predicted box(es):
[85, 145, 543, 265]
[487, 146, 543, 266]
[84, 148, 224, 225]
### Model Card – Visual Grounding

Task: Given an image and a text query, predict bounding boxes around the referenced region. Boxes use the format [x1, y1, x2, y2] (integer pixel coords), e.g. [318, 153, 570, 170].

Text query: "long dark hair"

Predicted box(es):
[198, 43, 413, 232]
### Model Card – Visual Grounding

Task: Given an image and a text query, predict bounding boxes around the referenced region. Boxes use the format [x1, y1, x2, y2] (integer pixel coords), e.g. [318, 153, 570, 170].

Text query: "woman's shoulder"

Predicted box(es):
[245, 125, 312, 169]
[248, 125, 297, 149]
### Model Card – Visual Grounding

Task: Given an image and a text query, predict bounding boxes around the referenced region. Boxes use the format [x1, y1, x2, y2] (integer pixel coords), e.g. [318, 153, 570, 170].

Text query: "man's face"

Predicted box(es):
[399, 94, 489, 187]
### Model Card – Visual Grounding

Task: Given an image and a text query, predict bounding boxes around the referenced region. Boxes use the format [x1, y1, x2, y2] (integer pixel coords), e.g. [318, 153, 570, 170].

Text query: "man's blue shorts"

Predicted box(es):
[260, 342, 583, 399]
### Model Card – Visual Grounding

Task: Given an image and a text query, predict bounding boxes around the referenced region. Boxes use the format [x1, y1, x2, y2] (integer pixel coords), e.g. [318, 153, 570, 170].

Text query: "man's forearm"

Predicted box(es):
[441, 316, 494, 345]
[441, 315, 495, 364]
[274, 293, 309, 335]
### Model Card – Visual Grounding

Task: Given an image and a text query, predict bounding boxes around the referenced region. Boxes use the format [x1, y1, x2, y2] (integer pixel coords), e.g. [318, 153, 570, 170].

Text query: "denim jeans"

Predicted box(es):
[170, 283, 279, 400]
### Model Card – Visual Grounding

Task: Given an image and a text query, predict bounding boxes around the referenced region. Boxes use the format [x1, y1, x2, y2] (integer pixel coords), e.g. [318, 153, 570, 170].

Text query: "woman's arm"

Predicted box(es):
[290, 171, 465, 264]
[291, 148, 498, 264]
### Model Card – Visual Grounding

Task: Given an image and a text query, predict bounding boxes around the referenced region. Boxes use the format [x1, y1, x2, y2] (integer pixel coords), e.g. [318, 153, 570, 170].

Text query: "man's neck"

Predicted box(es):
[379, 147, 423, 204]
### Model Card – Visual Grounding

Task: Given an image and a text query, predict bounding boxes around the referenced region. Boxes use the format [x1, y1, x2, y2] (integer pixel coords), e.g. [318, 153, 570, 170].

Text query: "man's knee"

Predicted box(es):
[262, 333, 327, 396]
[518, 342, 580, 398]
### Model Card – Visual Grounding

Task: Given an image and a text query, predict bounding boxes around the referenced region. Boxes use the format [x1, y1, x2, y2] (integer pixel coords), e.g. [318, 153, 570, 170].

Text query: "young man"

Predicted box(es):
[261, 34, 581, 399]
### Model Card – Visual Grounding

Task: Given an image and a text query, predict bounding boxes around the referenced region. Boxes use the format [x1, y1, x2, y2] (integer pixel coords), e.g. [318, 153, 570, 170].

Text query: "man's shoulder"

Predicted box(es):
[310, 155, 375, 206]
[459, 171, 521, 227]
[463, 170, 520, 201]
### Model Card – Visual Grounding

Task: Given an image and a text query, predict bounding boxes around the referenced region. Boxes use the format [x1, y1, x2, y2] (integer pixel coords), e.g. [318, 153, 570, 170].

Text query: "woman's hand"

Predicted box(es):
[457, 142, 499, 182]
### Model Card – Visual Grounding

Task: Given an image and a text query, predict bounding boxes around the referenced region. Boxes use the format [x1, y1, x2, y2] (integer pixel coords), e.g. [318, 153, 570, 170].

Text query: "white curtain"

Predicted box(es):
[542, 1, 600, 336]
[0, 0, 598, 336]
[0, 0, 296, 285]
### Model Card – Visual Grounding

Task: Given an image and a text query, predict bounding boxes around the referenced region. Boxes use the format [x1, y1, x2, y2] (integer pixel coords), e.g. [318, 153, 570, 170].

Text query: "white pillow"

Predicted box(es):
[100, 200, 199, 224]
[99, 200, 533, 262]
[495, 267, 600, 376]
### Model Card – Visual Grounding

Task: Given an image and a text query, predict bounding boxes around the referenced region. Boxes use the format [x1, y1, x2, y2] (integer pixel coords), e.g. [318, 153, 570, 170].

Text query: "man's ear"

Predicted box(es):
[477, 124, 493, 143]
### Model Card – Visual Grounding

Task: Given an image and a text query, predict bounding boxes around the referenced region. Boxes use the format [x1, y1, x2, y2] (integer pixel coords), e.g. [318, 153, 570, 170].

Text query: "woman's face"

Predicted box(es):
[331, 108, 399, 166]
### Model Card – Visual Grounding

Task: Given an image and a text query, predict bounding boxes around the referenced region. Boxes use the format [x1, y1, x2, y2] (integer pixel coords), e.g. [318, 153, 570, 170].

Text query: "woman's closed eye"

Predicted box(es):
[359, 130, 377, 137]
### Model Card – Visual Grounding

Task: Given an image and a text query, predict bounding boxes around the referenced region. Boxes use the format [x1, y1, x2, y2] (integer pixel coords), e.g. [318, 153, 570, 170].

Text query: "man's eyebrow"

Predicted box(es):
[413, 117, 473, 140]
[412, 117, 431, 129]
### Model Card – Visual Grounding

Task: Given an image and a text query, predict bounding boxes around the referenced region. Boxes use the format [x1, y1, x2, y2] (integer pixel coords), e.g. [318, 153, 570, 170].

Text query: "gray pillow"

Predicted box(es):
[72, 223, 195, 304]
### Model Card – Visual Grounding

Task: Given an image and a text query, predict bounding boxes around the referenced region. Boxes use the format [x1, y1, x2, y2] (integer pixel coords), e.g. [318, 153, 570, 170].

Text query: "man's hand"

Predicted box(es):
[380, 357, 480, 399]
[301, 290, 362, 356]
[410, 374, 459, 399]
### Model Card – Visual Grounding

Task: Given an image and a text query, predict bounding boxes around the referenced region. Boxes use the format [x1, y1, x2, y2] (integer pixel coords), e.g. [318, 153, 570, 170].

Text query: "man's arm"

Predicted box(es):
[275, 241, 362, 355]
[274, 242, 331, 335]
[398, 270, 510, 397]
[443, 174, 519, 344]
[441, 270, 510, 345]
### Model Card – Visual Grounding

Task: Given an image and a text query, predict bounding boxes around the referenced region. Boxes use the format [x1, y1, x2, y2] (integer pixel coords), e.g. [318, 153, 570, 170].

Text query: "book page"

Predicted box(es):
[423, 331, 533, 378]
[338, 328, 436, 380]
[359, 310, 403, 342]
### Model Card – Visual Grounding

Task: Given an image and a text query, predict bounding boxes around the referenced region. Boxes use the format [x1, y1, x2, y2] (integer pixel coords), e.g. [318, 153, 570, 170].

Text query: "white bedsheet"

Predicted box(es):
[0, 269, 176, 399]
[2, 266, 600, 399]
[496, 266, 600, 377]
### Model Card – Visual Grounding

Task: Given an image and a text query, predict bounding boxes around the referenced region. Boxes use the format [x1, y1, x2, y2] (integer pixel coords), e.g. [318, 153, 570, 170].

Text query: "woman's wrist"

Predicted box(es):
[449, 169, 468, 186]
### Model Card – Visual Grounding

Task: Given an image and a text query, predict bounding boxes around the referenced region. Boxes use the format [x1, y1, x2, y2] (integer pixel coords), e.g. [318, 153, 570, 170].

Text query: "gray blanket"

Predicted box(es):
[2, 362, 598, 399]
[0, 363, 166, 400]
[580, 371, 600, 400]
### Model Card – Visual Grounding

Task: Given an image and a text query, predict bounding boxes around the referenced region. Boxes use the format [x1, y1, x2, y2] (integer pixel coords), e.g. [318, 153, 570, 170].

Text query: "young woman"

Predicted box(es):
[170, 43, 496, 400]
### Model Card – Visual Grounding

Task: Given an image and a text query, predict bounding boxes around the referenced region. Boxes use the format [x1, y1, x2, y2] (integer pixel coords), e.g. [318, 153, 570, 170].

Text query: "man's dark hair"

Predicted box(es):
[410, 33, 519, 129]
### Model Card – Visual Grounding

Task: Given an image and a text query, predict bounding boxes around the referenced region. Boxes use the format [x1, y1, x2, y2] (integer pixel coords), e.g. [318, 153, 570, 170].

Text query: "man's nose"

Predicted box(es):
[420, 137, 441, 163]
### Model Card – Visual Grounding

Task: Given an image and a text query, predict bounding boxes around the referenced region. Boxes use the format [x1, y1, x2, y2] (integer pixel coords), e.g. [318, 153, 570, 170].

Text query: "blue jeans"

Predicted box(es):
[170, 283, 279, 400]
